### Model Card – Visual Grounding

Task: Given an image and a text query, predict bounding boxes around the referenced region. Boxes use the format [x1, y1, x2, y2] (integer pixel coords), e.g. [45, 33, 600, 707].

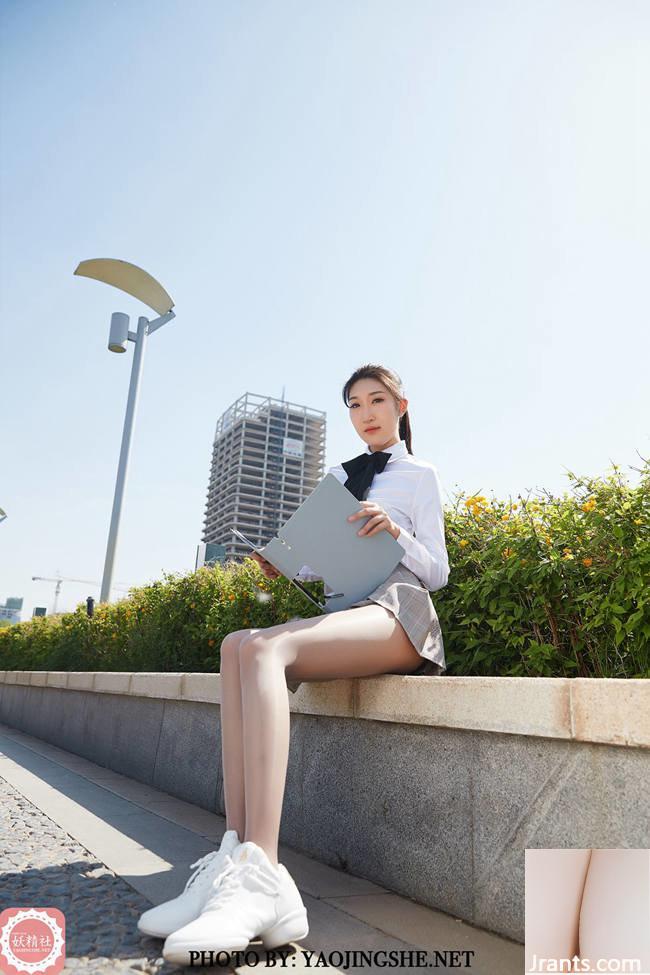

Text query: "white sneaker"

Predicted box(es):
[162, 840, 309, 964]
[137, 829, 241, 938]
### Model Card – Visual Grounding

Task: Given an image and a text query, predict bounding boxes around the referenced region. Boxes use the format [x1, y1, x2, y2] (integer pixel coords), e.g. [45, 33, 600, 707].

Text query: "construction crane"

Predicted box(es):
[32, 574, 131, 615]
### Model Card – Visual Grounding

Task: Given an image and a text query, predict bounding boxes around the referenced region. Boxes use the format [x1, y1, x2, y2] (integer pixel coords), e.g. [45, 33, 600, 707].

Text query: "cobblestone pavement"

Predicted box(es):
[0, 775, 233, 973]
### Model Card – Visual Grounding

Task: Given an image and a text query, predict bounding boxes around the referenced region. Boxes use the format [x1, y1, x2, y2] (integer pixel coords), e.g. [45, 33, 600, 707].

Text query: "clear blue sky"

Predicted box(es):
[1, 0, 649, 618]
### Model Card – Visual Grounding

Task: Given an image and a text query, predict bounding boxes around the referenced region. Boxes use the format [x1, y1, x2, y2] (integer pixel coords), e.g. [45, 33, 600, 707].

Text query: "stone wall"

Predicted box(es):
[1, 671, 648, 944]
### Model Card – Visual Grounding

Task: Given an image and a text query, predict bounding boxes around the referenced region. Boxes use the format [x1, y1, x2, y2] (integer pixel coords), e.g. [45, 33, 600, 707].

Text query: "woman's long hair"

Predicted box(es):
[342, 364, 413, 454]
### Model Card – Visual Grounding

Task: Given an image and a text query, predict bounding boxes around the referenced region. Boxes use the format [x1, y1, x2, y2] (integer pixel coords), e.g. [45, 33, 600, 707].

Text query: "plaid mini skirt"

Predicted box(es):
[286, 562, 446, 694]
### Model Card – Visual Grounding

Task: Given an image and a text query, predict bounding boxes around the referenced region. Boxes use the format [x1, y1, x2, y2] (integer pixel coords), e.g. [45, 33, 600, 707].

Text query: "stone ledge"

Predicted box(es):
[0, 671, 647, 748]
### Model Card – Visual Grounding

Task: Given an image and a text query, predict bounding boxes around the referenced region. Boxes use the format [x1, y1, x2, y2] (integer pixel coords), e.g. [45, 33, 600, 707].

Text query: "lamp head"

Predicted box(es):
[74, 258, 174, 315]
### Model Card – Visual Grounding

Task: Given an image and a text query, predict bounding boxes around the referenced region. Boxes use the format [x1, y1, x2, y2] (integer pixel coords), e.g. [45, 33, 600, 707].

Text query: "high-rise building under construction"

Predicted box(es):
[202, 392, 326, 562]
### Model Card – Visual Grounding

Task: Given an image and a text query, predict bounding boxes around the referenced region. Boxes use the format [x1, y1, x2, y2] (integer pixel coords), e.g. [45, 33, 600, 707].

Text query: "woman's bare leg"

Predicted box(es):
[525, 849, 592, 970]
[218, 629, 252, 839]
[238, 605, 423, 868]
[578, 849, 650, 971]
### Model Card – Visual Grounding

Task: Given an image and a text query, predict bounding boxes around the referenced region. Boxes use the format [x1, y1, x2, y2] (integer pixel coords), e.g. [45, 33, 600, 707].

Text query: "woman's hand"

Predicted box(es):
[347, 501, 400, 539]
[250, 551, 283, 580]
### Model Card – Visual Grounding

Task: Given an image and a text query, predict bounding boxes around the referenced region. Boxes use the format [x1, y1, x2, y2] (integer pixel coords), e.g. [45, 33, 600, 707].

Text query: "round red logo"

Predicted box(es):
[0, 908, 65, 975]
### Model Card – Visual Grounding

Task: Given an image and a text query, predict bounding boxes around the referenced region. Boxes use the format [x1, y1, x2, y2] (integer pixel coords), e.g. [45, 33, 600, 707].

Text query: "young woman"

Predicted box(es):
[139, 364, 450, 965]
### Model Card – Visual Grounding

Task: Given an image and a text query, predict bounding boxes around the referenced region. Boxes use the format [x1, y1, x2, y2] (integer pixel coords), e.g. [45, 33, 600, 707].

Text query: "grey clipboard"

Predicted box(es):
[246, 473, 406, 613]
[230, 526, 334, 612]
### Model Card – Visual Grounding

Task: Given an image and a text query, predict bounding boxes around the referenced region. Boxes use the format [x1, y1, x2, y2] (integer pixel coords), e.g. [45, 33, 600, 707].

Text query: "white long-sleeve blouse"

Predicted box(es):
[295, 438, 450, 593]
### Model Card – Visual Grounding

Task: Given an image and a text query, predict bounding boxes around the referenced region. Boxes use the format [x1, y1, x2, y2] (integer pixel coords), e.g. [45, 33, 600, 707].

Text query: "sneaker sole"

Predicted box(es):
[160, 908, 310, 963]
[137, 917, 177, 939]
[163, 934, 252, 965]
[260, 907, 309, 949]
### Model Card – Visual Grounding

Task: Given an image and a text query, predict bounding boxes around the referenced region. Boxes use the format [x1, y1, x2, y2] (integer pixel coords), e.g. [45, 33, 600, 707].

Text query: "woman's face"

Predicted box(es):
[347, 378, 407, 453]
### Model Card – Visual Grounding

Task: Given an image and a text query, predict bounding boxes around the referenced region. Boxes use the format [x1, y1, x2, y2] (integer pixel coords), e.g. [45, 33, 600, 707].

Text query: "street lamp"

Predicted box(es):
[74, 258, 176, 604]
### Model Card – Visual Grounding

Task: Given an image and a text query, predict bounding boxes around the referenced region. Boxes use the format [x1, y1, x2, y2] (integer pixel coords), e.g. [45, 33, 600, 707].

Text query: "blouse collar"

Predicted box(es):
[364, 439, 408, 462]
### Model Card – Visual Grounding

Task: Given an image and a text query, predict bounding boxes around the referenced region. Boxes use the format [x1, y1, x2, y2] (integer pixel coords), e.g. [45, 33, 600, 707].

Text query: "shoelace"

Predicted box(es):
[203, 859, 278, 910]
[183, 850, 222, 892]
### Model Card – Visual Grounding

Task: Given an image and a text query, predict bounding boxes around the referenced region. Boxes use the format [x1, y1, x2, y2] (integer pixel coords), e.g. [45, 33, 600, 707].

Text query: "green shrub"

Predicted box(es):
[0, 560, 321, 675]
[1, 460, 647, 678]
[440, 459, 649, 677]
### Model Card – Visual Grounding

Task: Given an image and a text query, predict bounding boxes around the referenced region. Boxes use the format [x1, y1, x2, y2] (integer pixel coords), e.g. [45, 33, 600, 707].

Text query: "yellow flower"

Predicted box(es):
[459, 539, 469, 547]
[501, 514, 509, 521]
[581, 499, 597, 513]
[634, 519, 642, 525]
[582, 557, 593, 567]
[502, 547, 514, 558]
[512, 503, 518, 510]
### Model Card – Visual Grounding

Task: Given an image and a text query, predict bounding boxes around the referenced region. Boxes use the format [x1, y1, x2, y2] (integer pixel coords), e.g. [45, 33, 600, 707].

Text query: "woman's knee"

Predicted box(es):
[238, 633, 285, 674]
[220, 629, 252, 668]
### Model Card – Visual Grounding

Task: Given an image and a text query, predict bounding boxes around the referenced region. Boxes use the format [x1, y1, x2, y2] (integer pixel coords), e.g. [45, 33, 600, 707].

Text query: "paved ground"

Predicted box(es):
[0, 722, 524, 974]
[1, 774, 183, 973]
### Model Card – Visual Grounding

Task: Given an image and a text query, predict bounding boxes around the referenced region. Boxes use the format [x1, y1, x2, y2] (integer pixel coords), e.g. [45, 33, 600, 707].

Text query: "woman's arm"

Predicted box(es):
[394, 464, 450, 592]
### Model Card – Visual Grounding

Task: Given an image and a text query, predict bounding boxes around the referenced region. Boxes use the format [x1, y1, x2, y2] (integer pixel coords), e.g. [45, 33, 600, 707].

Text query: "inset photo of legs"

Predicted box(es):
[525, 848, 650, 974]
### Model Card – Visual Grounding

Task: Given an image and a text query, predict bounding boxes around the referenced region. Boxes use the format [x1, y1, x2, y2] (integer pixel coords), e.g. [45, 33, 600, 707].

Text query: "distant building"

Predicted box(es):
[202, 392, 326, 562]
[0, 596, 23, 624]
[195, 541, 227, 569]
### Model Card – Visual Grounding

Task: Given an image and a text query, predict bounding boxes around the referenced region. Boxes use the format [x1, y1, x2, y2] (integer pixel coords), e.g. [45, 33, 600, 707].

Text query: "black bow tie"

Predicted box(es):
[341, 450, 391, 501]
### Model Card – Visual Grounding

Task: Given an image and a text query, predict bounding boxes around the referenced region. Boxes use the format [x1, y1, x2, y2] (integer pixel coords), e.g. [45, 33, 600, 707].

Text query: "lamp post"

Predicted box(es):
[74, 258, 176, 604]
